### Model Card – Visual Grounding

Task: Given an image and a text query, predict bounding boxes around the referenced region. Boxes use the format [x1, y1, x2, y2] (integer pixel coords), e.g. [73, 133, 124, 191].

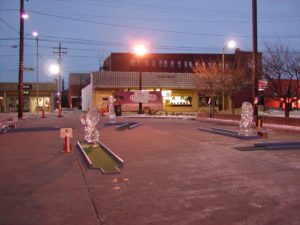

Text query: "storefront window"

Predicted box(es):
[7, 97, 17, 112]
[38, 97, 43, 107]
[162, 90, 192, 106]
[44, 97, 50, 107]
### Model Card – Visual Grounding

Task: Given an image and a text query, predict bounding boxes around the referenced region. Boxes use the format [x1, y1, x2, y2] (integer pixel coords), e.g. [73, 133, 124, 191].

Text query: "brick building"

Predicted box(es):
[103, 49, 254, 74]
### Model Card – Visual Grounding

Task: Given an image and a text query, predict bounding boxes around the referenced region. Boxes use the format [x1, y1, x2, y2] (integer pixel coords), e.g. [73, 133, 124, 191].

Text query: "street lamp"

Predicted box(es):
[32, 31, 39, 112]
[21, 12, 29, 19]
[134, 44, 147, 114]
[49, 64, 62, 117]
[222, 40, 236, 111]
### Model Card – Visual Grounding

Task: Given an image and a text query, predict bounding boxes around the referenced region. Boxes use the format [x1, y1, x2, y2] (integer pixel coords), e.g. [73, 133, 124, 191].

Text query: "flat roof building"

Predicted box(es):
[0, 82, 57, 113]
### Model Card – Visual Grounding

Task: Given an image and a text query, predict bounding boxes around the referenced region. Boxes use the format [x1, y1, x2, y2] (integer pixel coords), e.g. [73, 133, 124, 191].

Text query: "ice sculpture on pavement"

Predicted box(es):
[239, 101, 256, 136]
[108, 96, 116, 123]
[80, 108, 100, 144]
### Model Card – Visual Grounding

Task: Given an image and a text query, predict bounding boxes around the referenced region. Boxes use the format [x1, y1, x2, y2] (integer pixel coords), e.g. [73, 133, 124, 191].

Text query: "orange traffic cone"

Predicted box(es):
[41, 108, 46, 118]
[57, 106, 63, 118]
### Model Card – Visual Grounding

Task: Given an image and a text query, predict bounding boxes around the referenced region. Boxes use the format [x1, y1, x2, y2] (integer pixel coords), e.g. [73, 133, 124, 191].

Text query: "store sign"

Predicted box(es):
[258, 79, 268, 91]
[131, 91, 149, 104]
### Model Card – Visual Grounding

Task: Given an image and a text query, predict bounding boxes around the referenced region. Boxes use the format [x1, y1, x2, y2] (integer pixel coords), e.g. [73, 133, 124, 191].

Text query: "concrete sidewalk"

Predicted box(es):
[0, 113, 300, 225]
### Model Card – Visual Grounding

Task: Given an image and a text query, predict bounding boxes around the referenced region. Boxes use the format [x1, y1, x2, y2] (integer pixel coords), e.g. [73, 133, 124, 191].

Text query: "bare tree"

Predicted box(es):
[263, 44, 300, 117]
[223, 64, 249, 115]
[193, 61, 223, 117]
[194, 59, 249, 115]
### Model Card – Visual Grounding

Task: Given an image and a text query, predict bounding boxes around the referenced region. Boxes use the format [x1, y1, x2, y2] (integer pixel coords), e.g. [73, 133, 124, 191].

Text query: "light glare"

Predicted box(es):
[32, 31, 38, 37]
[227, 40, 236, 49]
[22, 12, 29, 19]
[134, 44, 147, 56]
[49, 64, 60, 75]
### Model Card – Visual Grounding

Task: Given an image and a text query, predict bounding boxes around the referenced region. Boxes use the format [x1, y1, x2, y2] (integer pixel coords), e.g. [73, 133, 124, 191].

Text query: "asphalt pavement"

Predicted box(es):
[0, 112, 300, 225]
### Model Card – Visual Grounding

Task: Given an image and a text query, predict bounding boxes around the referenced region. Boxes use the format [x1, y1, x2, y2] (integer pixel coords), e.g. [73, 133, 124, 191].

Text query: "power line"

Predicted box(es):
[0, 18, 19, 34]
[29, 10, 300, 39]
[1, 35, 300, 54]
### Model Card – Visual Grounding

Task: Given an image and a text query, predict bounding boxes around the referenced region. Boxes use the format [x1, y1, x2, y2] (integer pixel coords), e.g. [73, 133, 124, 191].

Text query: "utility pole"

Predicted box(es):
[252, 0, 258, 124]
[53, 42, 67, 117]
[18, 0, 25, 119]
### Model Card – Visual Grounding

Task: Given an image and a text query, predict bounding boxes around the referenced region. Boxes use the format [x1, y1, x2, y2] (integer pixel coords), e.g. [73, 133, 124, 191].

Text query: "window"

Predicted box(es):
[178, 60, 182, 68]
[130, 59, 136, 67]
[164, 60, 168, 68]
[189, 61, 193, 68]
[184, 61, 188, 68]
[152, 60, 156, 67]
[159, 60, 163, 67]
[144, 59, 149, 67]
[170, 60, 174, 68]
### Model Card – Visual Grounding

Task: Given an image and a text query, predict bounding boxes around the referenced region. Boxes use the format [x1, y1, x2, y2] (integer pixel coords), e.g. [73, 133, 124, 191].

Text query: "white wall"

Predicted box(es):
[81, 83, 92, 111]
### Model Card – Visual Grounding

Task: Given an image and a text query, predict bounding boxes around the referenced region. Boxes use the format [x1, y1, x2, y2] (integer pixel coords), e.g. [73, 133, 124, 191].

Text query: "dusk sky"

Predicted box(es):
[1, 0, 300, 84]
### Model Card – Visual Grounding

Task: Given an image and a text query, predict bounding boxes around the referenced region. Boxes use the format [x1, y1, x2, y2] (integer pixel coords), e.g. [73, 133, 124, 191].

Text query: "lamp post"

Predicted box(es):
[222, 40, 236, 111]
[134, 44, 147, 114]
[49, 64, 60, 115]
[32, 31, 39, 112]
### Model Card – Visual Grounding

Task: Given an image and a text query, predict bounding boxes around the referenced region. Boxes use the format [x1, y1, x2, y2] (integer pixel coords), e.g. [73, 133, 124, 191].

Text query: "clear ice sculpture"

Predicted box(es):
[80, 108, 100, 144]
[108, 96, 116, 123]
[239, 101, 256, 136]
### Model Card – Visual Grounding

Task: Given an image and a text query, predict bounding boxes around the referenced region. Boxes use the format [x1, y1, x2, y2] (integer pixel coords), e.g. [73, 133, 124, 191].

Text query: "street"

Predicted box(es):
[0, 113, 300, 225]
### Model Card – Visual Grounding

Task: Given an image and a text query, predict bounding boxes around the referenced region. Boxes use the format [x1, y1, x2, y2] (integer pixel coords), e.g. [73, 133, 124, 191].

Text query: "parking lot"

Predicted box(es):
[0, 113, 300, 225]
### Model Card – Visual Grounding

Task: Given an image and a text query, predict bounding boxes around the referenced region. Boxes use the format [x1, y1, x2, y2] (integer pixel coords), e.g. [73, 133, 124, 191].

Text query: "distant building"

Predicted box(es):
[82, 71, 199, 112]
[84, 49, 258, 112]
[103, 49, 255, 74]
[0, 82, 57, 113]
[68, 73, 90, 109]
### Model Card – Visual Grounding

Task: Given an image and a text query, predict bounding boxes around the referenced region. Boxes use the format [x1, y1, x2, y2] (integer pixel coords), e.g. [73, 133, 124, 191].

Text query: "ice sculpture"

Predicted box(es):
[80, 108, 100, 144]
[108, 96, 116, 123]
[239, 102, 256, 136]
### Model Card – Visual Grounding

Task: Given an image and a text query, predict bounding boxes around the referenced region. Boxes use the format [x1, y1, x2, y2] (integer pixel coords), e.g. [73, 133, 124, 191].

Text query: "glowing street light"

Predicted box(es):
[134, 44, 147, 56]
[21, 12, 29, 19]
[134, 44, 147, 114]
[227, 40, 236, 49]
[32, 31, 38, 37]
[49, 64, 60, 75]
[49, 63, 63, 117]
[222, 40, 236, 70]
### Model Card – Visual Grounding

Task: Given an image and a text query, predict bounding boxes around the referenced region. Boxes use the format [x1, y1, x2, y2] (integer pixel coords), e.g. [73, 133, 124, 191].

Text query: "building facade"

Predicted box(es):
[0, 82, 57, 113]
[93, 49, 257, 112]
[82, 71, 199, 112]
[103, 49, 254, 74]
[68, 73, 90, 109]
